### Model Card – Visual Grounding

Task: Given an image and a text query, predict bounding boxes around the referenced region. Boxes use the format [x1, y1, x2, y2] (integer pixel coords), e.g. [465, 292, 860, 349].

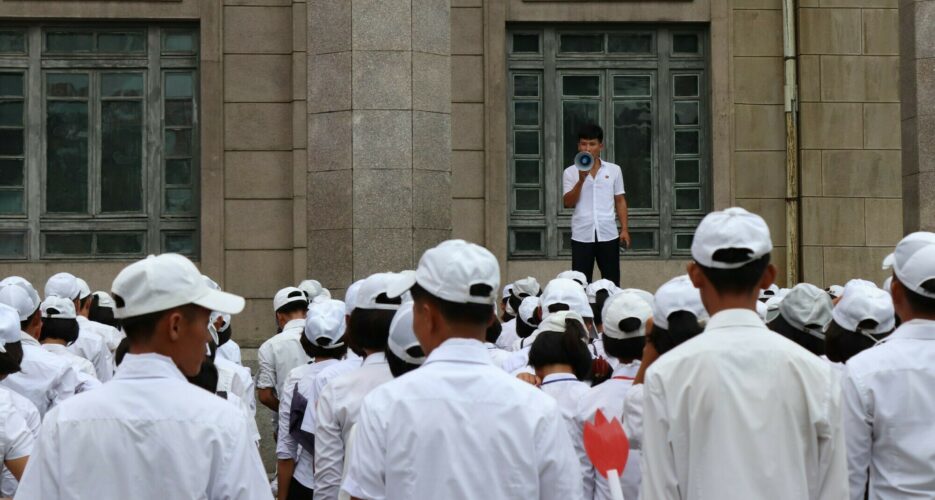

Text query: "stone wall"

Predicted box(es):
[900, 0, 935, 229]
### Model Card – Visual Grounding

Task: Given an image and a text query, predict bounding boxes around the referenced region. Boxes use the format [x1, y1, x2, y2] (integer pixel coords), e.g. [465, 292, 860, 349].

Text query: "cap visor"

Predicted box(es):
[386, 270, 417, 299]
[193, 289, 245, 315]
[881, 253, 894, 270]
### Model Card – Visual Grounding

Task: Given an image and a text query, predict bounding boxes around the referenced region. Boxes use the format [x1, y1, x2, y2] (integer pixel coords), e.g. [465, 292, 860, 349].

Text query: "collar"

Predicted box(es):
[704, 308, 765, 331]
[18, 331, 40, 347]
[42, 343, 69, 354]
[424, 338, 494, 367]
[882, 320, 935, 342]
[541, 373, 578, 385]
[484, 342, 499, 350]
[361, 351, 387, 366]
[612, 360, 640, 379]
[114, 353, 187, 382]
[282, 318, 306, 333]
[75, 315, 89, 325]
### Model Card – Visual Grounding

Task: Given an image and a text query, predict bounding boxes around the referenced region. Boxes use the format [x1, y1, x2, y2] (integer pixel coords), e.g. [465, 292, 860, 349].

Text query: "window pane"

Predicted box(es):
[512, 34, 539, 53]
[48, 73, 89, 98]
[165, 73, 193, 99]
[96, 232, 144, 254]
[675, 130, 700, 155]
[163, 31, 196, 53]
[101, 73, 144, 98]
[614, 101, 653, 209]
[97, 32, 145, 53]
[165, 188, 193, 213]
[675, 159, 700, 184]
[674, 75, 699, 97]
[44, 233, 92, 255]
[165, 129, 192, 157]
[513, 75, 539, 97]
[561, 231, 573, 252]
[673, 34, 700, 54]
[166, 159, 191, 185]
[614, 75, 651, 97]
[674, 101, 699, 126]
[560, 34, 603, 53]
[46, 32, 93, 53]
[675, 188, 701, 210]
[0, 190, 23, 215]
[0, 73, 23, 97]
[563, 75, 600, 97]
[0, 101, 23, 127]
[515, 189, 541, 211]
[629, 231, 655, 251]
[513, 230, 542, 252]
[514, 102, 539, 127]
[164, 232, 196, 254]
[0, 232, 25, 258]
[46, 101, 89, 213]
[0, 129, 23, 156]
[514, 131, 539, 156]
[675, 233, 694, 250]
[0, 160, 24, 187]
[165, 100, 193, 127]
[0, 31, 25, 53]
[101, 101, 143, 212]
[562, 101, 600, 166]
[514, 160, 539, 185]
[608, 34, 652, 54]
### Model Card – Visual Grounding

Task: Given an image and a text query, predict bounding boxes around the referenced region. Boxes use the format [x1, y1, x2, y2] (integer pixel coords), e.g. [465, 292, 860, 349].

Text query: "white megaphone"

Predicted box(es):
[574, 152, 595, 172]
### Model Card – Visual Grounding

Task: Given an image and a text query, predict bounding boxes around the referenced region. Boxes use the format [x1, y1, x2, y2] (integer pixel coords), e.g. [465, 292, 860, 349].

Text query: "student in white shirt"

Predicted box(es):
[74, 278, 122, 359]
[38, 297, 100, 392]
[641, 207, 848, 500]
[87, 291, 126, 354]
[767, 282, 834, 356]
[343, 239, 582, 500]
[824, 280, 894, 365]
[585, 279, 620, 372]
[213, 312, 243, 365]
[384, 302, 426, 378]
[0, 384, 39, 499]
[0, 304, 34, 487]
[299, 279, 331, 303]
[496, 277, 540, 351]
[15, 253, 269, 499]
[499, 284, 515, 323]
[44, 274, 113, 382]
[257, 286, 311, 413]
[844, 232, 935, 499]
[186, 356, 260, 446]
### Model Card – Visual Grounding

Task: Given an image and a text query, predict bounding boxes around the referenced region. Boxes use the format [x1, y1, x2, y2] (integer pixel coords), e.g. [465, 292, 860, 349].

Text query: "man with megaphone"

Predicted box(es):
[562, 123, 630, 286]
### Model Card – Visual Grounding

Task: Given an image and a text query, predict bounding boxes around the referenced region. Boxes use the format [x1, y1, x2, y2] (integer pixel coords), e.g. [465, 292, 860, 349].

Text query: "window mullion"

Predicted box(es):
[26, 27, 42, 260]
[657, 29, 673, 259]
[542, 27, 559, 259]
[146, 27, 162, 255]
[89, 71, 101, 222]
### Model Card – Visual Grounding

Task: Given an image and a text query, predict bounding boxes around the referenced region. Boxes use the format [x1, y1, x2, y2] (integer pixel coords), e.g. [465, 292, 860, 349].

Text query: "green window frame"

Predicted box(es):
[507, 26, 710, 259]
[0, 24, 199, 260]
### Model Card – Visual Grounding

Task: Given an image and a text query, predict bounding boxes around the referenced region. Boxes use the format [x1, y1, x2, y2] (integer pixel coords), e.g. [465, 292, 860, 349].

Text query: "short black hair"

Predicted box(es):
[767, 314, 824, 356]
[577, 123, 604, 143]
[649, 311, 704, 355]
[485, 320, 502, 344]
[902, 278, 935, 314]
[114, 337, 130, 366]
[89, 295, 119, 329]
[410, 284, 495, 327]
[386, 345, 424, 378]
[0, 342, 23, 376]
[19, 307, 39, 333]
[187, 359, 219, 394]
[120, 304, 201, 343]
[590, 289, 612, 326]
[527, 319, 593, 380]
[276, 297, 309, 316]
[601, 334, 645, 362]
[39, 317, 80, 344]
[698, 252, 771, 294]
[78, 295, 92, 311]
[824, 319, 889, 363]
[516, 319, 536, 339]
[300, 333, 348, 360]
[348, 308, 395, 352]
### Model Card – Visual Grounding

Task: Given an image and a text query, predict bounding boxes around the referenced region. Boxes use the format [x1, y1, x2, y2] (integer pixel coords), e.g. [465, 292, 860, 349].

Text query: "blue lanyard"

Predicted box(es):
[541, 376, 577, 386]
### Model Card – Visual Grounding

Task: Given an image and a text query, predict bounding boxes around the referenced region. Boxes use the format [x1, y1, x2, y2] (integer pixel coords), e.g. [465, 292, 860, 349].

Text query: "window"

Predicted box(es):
[507, 27, 709, 259]
[0, 25, 199, 260]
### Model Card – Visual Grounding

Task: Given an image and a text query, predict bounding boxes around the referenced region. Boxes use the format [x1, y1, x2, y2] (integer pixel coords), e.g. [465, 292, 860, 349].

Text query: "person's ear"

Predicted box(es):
[167, 311, 183, 342]
[759, 264, 778, 291]
[687, 262, 706, 289]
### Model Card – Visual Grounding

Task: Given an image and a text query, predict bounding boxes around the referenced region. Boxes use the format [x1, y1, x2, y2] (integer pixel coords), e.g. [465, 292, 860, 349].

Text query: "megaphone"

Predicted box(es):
[574, 152, 595, 172]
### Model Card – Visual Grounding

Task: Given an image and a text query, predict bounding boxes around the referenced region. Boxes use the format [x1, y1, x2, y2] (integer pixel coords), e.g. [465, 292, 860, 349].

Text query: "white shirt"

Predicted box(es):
[540, 373, 594, 500]
[622, 383, 645, 450]
[221, 391, 260, 445]
[1, 332, 79, 417]
[0, 387, 38, 498]
[342, 338, 582, 500]
[314, 352, 392, 500]
[843, 319, 935, 499]
[76, 316, 123, 353]
[72, 316, 115, 382]
[562, 161, 625, 243]
[216, 339, 242, 365]
[0, 390, 32, 463]
[215, 357, 255, 416]
[495, 319, 518, 351]
[256, 319, 311, 398]
[300, 357, 363, 436]
[41, 343, 101, 393]
[485, 342, 512, 368]
[642, 309, 848, 500]
[15, 353, 270, 499]
[278, 359, 339, 490]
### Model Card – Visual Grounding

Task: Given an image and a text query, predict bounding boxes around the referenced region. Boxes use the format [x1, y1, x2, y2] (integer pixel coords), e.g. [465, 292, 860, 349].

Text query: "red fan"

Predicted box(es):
[583, 409, 630, 500]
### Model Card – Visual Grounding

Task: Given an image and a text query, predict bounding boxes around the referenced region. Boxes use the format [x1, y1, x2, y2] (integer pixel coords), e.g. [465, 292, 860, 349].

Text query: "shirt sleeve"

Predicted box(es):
[212, 413, 271, 500]
[255, 342, 275, 390]
[536, 403, 584, 500]
[816, 368, 849, 500]
[49, 364, 79, 411]
[640, 372, 680, 499]
[277, 379, 299, 461]
[238, 368, 257, 417]
[343, 397, 387, 500]
[614, 165, 625, 196]
[14, 408, 62, 499]
[571, 413, 595, 500]
[314, 384, 345, 500]
[1, 409, 33, 461]
[562, 167, 577, 196]
[93, 341, 114, 382]
[622, 384, 645, 450]
[843, 366, 873, 500]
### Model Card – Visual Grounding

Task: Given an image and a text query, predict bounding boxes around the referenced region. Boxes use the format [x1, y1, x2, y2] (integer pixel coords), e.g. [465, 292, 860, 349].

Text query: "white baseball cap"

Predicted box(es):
[0, 304, 22, 353]
[41, 296, 77, 319]
[653, 275, 708, 330]
[502, 284, 514, 301]
[832, 280, 895, 334]
[533, 310, 586, 336]
[602, 291, 652, 340]
[889, 232, 935, 299]
[298, 279, 325, 301]
[357, 273, 405, 311]
[759, 283, 781, 301]
[556, 270, 588, 287]
[825, 285, 844, 299]
[764, 290, 789, 323]
[778, 283, 833, 337]
[518, 296, 540, 326]
[540, 278, 592, 319]
[0, 285, 37, 321]
[273, 286, 308, 312]
[586, 279, 620, 304]
[209, 311, 231, 331]
[93, 291, 116, 309]
[304, 299, 347, 348]
[387, 240, 500, 306]
[692, 207, 772, 269]
[388, 302, 425, 365]
[344, 279, 366, 315]
[75, 278, 91, 300]
[0, 277, 40, 311]
[511, 277, 540, 298]
[202, 275, 221, 291]
[621, 288, 654, 308]
[111, 254, 245, 319]
[882, 276, 893, 294]
[45, 272, 80, 300]
[755, 300, 768, 321]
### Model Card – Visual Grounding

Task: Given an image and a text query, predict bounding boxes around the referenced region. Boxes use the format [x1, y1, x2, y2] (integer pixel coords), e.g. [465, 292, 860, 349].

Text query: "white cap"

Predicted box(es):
[502, 284, 514, 301]
[890, 232, 935, 299]
[41, 296, 77, 319]
[540, 278, 592, 319]
[518, 296, 540, 326]
[586, 279, 620, 304]
[298, 279, 325, 301]
[344, 279, 366, 315]
[111, 254, 245, 319]
[533, 310, 585, 336]
[653, 275, 707, 330]
[556, 270, 588, 287]
[210, 311, 231, 331]
[825, 285, 844, 299]
[202, 275, 220, 291]
[387, 240, 500, 306]
[756, 300, 768, 321]
[273, 286, 308, 312]
[304, 299, 346, 348]
[764, 292, 787, 323]
[692, 207, 772, 269]
[759, 283, 781, 300]
[92, 291, 116, 309]
[388, 302, 425, 365]
[75, 278, 91, 300]
[832, 280, 895, 334]
[45, 272, 80, 300]
[357, 273, 404, 311]
[602, 291, 652, 340]
[511, 277, 540, 298]
[0, 285, 37, 321]
[778, 283, 833, 336]
[0, 304, 22, 353]
[621, 288, 654, 308]
[0, 277, 40, 311]
[882, 276, 893, 294]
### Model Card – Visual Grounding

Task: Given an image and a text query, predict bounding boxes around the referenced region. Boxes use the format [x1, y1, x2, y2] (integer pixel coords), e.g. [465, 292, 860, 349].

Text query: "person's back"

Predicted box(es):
[3, 336, 78, 416]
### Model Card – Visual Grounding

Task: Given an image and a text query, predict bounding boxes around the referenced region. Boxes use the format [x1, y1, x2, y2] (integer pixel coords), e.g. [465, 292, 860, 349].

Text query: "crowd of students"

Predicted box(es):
[0, 206, 929, 499]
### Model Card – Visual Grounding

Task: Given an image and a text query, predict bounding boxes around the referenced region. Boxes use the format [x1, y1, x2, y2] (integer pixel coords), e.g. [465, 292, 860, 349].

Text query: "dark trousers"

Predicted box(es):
[571, 237, 621, 285]
[286, 477, 314, 500]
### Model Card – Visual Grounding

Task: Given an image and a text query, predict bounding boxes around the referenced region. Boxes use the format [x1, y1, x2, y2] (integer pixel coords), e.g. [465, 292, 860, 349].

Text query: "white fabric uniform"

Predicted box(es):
[843, 319, 935, 499]
[216, 339, 242, 365]
[495, 319, 518, 351]
[223, 391, 260, 445]
[342, 339, 583, 500]
[539, 373, 594, 500]
[1, 332, 79, 417]
[485, 342, 511, 368]
[300, 357, 363, 436]
[215, 356, 255, 416]
[0, 387, 39, 498]
[562, 160, 625, 243]
[278, 359, 338, 490]
[256, 319, 311, 399]
[578, 361, 642, 500]
[0, 389, 33, 464]
[314, 353, 393, 500]
[76, 316, 123, 353]
[41, 344, 101, 393]
[622, 383, 645, 451]
[642, 309, 848, 500]
[15, 353, 270, 499]
[72, 316, 115, 381]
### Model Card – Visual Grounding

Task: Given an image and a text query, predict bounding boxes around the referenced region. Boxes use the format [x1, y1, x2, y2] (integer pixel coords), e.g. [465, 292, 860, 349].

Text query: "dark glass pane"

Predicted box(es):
[96, 232, 144, 254]
[561, 231, 573, 252]
[514, 230, 542, 252]
[165, 188, 193, 213]
[46, 101, 88, 213]
[676, 188, 701, 210]
[0, 32, 25, 53]
[44, 233, 92, 255]
[675, 233, 694, 250]
[560, 34, 603, 53]
[101, 101, 143, 212]
[0, 101, 23, 127]
[0, 191, 23, 214]
[97, 33, 145, 53]
[515, 189, 540, 211]
[0, 232, 25, 258]
[165, 129, 192, 157]
[614, 75, 651, 97]
[675, 159, 700, 184]
[165, 73, 193, 99]
[674, 101, 699, 126]
[166, 159, 191, 185]
[513, 75, 539, 97]
[512, 34, 539, 53]
[514, 101, 539, 127]
[101, 73, 144, 97]
[165, 100, 193, 127]
[164, 232, 195, 254]
[675, 130, 700, 155]
[562, 101, 600, 166]
[163, 31, 196, 53]
[0, 129, 23, 156]
[673, 34, 700, 54]
[514, 131, 539, 156]
[563, 75, 600, 97]
[0, 160, 24, 187]
[608, 33, 653, 53]
[46, 32, 93, 53]
[629, 231, 655, 251]
[514, 160, 539, 185]
[0, 73, 23, 97]
[674, 75, 699, 97]
[613, 101, 653, 209]
[48, 74, 89, 98]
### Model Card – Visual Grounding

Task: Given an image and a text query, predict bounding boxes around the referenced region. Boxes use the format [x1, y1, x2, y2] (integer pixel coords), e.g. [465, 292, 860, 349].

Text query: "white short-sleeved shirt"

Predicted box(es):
[278, 359, 339, 490]
[342, 338, 583, 500]
[216, 339, 242, 365]
[562, 161, 625, 243]
[495, 319, 518, 351]
[215, 357, 255, 416]
[72, 316, 115, 382]
[256, 319, 311, 398]
[0, 387, 39, 498]
[41, 344, 101, 393]
[300, 357, 363, 436]
[1, 333, 79, 417]
[540, 373, 595, 500]
[77, 316, 123, 353]
[485, 343, 512, 368]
